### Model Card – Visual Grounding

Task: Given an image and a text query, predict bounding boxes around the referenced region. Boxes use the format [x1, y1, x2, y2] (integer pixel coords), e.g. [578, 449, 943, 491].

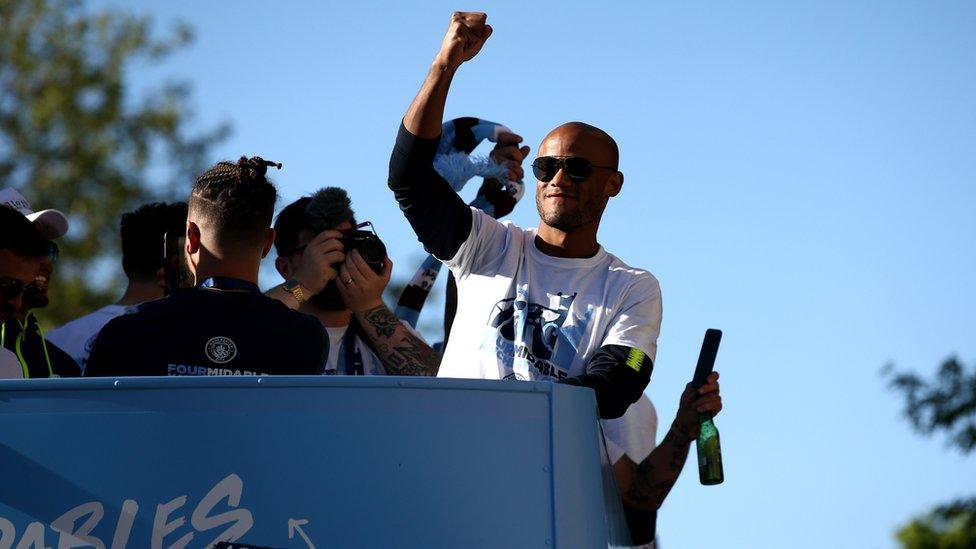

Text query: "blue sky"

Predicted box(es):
[90, 1, 976, 546]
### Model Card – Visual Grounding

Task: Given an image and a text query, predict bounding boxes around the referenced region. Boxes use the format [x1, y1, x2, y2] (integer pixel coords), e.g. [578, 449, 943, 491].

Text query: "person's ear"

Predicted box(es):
[186, 221, 202, 254]
[607, 171, 624, 198]
[275, 256, 293, 279]
[260, 228, 275, 259]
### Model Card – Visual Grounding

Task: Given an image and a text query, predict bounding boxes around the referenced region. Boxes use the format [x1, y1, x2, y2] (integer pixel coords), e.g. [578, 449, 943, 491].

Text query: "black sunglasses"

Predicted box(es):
[0, 278, 25, 301]
[532, 156, 617, 183]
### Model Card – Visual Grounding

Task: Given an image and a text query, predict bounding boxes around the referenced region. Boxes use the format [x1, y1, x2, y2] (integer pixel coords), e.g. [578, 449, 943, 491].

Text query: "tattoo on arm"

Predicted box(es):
[624, 427, 694, 510]
[359, 305, 441, 376]
[362, 307, 400, 338]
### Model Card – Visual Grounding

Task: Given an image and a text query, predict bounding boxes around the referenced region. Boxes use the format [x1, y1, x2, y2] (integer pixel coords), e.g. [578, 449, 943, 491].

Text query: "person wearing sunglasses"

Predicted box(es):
[0, 207, 48, 327]
[0, 206, 54, 378]
[0, 191, 80, 378]
[387, 12, 661, 420]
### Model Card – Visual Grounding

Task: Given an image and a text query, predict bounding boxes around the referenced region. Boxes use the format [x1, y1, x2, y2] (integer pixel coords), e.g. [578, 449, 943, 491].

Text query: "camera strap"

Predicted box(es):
[339, 321, 365, 375]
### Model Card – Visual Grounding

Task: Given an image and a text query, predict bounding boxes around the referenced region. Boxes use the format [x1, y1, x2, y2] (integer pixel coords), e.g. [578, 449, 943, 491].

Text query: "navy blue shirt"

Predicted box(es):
[85, 278, 328, 377]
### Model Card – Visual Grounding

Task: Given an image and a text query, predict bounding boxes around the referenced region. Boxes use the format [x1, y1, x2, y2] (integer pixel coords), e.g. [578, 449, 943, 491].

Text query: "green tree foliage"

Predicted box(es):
[0, 0, 227, 326]
[895, 497, 976, 549]
[887, 357, 976, 453]
[885, 357, 976, 547]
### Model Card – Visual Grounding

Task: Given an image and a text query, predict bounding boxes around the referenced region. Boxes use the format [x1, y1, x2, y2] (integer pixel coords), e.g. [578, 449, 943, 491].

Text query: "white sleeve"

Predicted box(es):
[601, 395, 658, 464]
[443, 208, 520, 279]
[602, 275, 663, 364]
[0, 348, 24, 378]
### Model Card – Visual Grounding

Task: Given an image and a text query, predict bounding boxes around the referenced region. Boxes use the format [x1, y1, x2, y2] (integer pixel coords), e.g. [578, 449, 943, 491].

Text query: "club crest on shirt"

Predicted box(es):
[205, 336, 238, 364]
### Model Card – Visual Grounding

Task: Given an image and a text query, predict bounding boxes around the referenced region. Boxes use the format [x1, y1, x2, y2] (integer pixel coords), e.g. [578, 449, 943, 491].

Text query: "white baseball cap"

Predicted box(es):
[0, 187, 69, 240]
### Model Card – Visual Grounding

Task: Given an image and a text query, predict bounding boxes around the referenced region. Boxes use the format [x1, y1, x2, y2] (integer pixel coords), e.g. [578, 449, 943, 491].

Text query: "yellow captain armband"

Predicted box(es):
[625, 348, 646, 372]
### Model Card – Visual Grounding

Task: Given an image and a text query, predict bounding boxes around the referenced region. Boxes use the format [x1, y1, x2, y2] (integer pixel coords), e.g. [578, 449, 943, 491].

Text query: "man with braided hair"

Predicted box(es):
[86, 157, 329, 377]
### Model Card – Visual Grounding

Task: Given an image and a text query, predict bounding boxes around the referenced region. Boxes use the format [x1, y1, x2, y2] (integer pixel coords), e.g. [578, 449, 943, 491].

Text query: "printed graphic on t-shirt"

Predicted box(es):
[485, 286, 594, 381]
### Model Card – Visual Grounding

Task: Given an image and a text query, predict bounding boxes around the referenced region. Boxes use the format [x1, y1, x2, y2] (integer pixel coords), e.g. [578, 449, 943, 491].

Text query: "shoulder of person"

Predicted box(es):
[471, 207, 524, 233]
[604, 253, 661, 290]
[96, 295, 176, 336]
[46, 340, 81, 376]
[45, 313, 90, 338]
[261, 295, 328, 340]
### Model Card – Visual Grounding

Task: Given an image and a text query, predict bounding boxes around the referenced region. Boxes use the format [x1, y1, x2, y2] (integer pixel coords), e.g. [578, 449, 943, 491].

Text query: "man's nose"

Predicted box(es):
[548, 168, 574, 188]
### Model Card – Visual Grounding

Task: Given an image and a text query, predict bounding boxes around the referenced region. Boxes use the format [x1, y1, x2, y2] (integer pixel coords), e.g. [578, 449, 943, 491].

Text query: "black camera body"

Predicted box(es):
[339, 222, 386, 273]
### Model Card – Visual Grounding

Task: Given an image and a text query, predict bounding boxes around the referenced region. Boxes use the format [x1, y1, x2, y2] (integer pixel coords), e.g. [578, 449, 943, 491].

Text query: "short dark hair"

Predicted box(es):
[274, 188, 356, 256]
[120, 202, 188, 281]
[0, 206, 48, 258]
[190, 156, 280, 248]
[273, 197, 312, 256]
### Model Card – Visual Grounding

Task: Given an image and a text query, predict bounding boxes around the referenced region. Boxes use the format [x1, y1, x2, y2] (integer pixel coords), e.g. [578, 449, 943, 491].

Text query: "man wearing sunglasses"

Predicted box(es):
[0, 207, 50, 378]
[0, 190, 80, 378]
[388, 12, 661, 419]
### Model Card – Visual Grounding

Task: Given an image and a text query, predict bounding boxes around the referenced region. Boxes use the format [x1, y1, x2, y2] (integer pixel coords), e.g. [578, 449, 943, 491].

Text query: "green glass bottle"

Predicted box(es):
[697, 413, 724, 485]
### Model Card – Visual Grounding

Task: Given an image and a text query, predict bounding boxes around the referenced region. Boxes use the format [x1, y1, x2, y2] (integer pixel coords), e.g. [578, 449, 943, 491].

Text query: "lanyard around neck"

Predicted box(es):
[197, 277, 260, 292]
[339, 322, 364, 375]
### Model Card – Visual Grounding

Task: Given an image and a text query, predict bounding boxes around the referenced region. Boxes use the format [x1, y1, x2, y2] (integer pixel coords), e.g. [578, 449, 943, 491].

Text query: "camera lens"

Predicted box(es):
[359, 238, 386, 272]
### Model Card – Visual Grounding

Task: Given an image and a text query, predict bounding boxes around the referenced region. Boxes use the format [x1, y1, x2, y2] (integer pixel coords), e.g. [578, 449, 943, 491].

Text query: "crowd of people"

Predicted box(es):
[0, 12, 722, 548]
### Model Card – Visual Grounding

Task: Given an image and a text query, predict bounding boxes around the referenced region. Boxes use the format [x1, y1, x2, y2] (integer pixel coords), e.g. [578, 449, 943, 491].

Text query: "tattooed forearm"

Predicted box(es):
[357, 305, 442, 376]
[622, 426, 694, 511]
[361, 306, 401, 338]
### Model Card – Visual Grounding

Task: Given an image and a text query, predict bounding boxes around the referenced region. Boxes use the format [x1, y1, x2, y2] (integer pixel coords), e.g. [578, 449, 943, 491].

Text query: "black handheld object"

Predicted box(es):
[340, 221, 387, 273]
[163, 231, 191, 296]
[692, 329, 722, 388]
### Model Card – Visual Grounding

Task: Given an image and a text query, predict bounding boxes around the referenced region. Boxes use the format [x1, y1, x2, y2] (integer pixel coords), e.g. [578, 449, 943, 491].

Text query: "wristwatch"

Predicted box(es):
[283, 278, 310, 303]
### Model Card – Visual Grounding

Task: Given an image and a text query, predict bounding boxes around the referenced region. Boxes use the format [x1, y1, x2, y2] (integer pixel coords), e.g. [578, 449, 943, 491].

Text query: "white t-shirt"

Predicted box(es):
[46, 304, 131, 374]
[439, 209, 662, 382]
[0, 347, 23, 378]
[323, 325, 386, 376]
[604, 394, 659, 549]
[602, 394, 658, 464]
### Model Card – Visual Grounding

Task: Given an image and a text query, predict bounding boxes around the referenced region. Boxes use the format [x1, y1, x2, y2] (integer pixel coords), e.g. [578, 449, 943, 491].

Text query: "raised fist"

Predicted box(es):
[435, 12, 493, 71]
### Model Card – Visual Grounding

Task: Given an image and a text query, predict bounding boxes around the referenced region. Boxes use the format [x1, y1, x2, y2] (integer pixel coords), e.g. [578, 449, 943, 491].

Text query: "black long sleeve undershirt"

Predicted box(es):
[388, 122, 472, 261]
[565, 344, 654, 419]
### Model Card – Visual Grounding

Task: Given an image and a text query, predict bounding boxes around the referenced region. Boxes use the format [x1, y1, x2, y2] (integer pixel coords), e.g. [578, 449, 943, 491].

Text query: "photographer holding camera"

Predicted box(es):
[267, 188, 440, 376]
[85, 157, 329, 377]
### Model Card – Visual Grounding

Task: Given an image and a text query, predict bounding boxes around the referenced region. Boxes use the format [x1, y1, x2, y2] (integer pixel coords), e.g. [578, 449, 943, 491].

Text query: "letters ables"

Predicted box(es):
[0, 473, 253, 549]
